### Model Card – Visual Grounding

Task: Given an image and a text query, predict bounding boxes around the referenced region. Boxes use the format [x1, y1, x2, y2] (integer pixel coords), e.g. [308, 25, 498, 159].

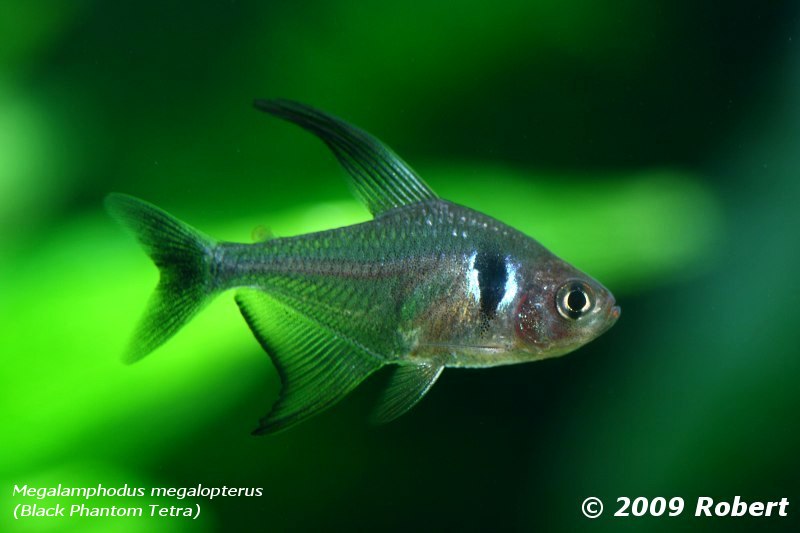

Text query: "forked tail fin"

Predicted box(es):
[105, 193, 217, 363]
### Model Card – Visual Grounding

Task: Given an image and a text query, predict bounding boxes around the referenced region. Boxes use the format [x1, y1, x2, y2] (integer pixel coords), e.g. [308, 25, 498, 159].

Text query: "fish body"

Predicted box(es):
[107, 100, 619, 434]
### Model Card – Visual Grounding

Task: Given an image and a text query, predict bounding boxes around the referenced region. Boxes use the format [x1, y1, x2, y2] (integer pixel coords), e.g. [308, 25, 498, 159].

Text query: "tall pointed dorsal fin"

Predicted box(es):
[254, 99, 438, 216]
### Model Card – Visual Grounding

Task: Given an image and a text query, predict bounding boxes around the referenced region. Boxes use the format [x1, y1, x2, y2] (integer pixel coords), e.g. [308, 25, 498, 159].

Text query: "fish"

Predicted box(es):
[106, 99, 620, 435]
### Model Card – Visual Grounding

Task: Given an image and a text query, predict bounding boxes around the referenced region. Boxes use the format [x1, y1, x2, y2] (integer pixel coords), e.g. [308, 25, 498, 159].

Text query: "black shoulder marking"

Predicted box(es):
[475, 251, 507, 322]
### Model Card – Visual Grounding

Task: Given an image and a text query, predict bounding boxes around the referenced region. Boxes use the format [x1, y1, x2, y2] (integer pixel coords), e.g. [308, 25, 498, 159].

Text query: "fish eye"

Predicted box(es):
[556, 281, 593, 320]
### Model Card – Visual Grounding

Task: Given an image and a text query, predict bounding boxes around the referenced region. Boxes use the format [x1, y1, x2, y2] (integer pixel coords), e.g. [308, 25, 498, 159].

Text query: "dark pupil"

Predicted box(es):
[567, 289, 587, 313]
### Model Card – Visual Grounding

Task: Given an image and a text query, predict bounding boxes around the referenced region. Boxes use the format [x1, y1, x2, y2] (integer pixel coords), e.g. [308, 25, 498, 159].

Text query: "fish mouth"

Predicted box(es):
[597, 303, 621, 335]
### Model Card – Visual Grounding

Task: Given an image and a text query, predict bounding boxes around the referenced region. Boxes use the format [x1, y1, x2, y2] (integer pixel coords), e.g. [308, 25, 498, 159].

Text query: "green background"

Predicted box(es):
[1, 1, 798, 531]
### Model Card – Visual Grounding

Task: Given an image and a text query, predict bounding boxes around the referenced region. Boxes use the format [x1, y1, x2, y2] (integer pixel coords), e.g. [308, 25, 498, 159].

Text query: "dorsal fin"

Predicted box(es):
[254, 99, 438, 216]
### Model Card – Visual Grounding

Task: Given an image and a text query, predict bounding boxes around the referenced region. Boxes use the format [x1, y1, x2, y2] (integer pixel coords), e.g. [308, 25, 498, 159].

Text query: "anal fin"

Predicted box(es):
[371, 362, 444, 424]
[236, 288, 383, 435]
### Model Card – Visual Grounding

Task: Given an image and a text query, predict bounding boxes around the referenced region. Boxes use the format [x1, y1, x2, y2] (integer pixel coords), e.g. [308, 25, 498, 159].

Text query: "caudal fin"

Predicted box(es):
[105, 193, 217, 363]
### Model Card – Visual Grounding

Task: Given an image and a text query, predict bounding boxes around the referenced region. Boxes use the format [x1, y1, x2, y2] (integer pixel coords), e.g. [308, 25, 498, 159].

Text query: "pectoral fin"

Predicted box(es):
[236, 289, 383, 435]
[371, 362, 444, 424]
[254, 99, 438, 216]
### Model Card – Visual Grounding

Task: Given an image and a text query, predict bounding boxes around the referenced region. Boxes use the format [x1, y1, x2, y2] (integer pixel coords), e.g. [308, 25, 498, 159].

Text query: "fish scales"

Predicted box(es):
[106, 99, 619, 434]
[215, 201, 535, 360]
